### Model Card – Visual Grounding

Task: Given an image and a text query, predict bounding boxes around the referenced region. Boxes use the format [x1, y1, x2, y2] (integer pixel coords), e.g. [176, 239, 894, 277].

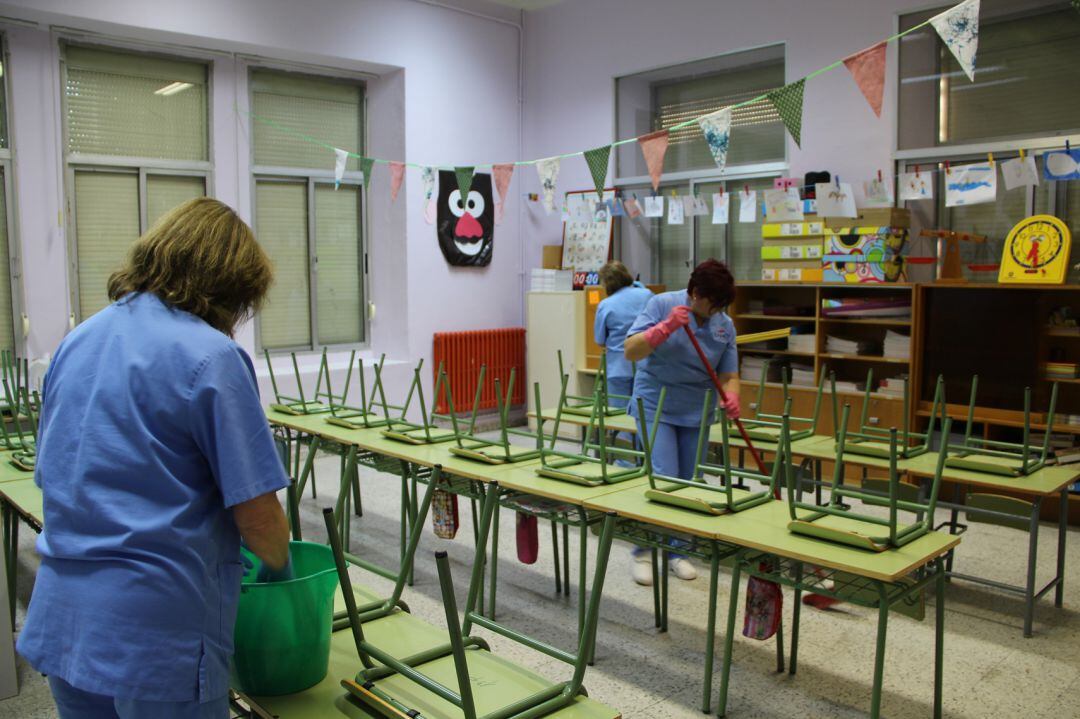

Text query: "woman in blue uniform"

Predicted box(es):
[18, 198, 292, 718]
[623, 259, 740, 585]
[593, 261, 652, 407]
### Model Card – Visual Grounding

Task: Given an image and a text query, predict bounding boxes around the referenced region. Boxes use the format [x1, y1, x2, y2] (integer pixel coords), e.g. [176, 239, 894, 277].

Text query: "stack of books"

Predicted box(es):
[788, 333, 817, 353]
[1044, 361, 1079, 380]
[883, 330, 911, 359]
[788, 363, 816, 387]
[740, 355, 767, 382]
[826, 335, 883, 356]
[821, 297, 912, 318]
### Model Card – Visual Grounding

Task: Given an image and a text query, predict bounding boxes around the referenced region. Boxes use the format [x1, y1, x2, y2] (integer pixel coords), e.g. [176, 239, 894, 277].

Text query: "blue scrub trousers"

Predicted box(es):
[606, 376, 636, 466]
[632, 414, 706, 560]
[47, 676, 229, 719]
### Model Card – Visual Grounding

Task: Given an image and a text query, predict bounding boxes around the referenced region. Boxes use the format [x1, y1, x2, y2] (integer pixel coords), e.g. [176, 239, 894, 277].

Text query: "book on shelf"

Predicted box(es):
[787, 333, 816, 353]
[1043, 362, 1079, 380]
[878, 375, 908, 397]
[821, 297, 911, 318]
[826, 335, 883, 356]
[883, 330, 911, 359]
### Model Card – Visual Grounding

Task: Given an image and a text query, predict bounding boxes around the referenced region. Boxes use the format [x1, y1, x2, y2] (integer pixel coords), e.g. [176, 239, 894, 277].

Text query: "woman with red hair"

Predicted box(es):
[623, 259, 740, 585]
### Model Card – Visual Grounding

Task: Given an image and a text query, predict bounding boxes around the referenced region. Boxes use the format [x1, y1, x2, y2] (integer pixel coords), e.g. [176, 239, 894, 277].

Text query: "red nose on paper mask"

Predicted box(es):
[455, 212, 483, 238]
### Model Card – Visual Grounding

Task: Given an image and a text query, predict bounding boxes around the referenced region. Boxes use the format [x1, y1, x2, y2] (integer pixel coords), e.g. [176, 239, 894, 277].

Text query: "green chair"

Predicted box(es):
[381, 361, 459, 445]
[532, 375, 654, 486]
[0, 351, 36, 419]
[326, 352, 409, 430]
[4, 385, 39, 471]
[737, 360, 828, 444]
[945, 375, 1058, 476]
[326, 477, 620, 719]
[448, 367, 541, 465]
[836, 368, 945, 460]
[644, 390, 780, 515]
[264, 349, 339, 415]
[557, 351, 627, 418]
[786, 403, 951, 552]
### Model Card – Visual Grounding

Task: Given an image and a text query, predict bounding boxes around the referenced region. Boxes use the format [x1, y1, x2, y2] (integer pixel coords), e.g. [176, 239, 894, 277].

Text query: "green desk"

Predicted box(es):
[586, 485, 957, 718]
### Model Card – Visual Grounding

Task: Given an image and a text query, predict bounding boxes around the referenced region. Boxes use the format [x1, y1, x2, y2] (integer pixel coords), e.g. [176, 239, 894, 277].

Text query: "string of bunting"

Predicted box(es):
[248, 0, 981, 214]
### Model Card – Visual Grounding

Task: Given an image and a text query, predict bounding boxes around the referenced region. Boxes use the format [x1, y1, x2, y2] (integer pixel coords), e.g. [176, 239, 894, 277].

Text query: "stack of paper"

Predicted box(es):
[740, 356, 767, 382]
[826, 335, 882, 356]
[789, 363, 816, 387]
[883, 330, 911, 359]
[1044, 362, 1079, 379]
[879, 375, 907, 397]
[788, 334, 816, 353]
[831, 380, 860, 394]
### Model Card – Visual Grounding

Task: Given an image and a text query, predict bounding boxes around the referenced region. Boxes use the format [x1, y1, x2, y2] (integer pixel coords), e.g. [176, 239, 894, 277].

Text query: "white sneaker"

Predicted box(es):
[670, 557, 697, 581]
[632, 554, 654, 586]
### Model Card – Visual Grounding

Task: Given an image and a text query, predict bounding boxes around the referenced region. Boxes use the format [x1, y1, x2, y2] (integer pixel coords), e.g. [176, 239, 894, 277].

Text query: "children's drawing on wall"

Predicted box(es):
[738, 190, 757, 223]
[1001, 155, 1040, 190]
[898, 171, 933, 201]
[763, 187, 803, 222]
[944, 162, 997, 207]
[667, 195, 685, 224]
[1043, 148, 1080, 181]
[815, 182, 857, 217]
[862, 177, 893, 207]
[644, 196, 664, 218]
[437, 170, 494, 267]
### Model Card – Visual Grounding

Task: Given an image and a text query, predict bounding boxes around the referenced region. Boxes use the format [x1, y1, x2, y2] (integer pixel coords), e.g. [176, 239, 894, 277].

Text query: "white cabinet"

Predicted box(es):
[526, 291, 586, 437]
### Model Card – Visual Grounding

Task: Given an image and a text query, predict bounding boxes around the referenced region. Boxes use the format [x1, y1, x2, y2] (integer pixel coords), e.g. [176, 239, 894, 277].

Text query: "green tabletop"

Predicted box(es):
[530, 409, 636, 434]
[496, 468, 648, 507]
[0, 477, 43, 528]
[585, 486, 958, 582]
[0, 453, 31, 485]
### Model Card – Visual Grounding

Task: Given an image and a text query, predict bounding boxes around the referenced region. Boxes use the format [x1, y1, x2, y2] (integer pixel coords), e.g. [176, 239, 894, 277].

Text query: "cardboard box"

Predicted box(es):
[761, 221, 825, 238]
[541, 245, 563, 269]
[762, 266, 824, 282]
[824, 207, 910, 230]
[761, 240, 823, 260]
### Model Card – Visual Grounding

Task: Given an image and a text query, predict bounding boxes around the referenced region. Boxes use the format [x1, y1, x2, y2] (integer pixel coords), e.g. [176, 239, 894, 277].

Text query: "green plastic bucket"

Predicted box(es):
[231, 541, 338, 696]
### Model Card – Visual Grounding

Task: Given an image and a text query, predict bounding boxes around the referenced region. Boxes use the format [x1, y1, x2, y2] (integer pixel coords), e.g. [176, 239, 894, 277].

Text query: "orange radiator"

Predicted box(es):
[432, 328, 526, 414]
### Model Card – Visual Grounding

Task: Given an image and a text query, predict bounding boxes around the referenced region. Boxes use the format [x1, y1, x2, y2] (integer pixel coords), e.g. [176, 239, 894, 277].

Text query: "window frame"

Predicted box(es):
[247, 63, 369, 355]
[0, 33, 26, 355]
[58, 40, 214, 325]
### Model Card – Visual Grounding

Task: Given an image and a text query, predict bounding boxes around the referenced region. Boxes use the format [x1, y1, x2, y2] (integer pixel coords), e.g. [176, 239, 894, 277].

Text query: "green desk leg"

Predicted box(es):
[1056, 488, 1067, 608]
[489, 492, 500, 620]
[651, 548, 660, 628]
[870, 585, 889, 719]
[577, 507, 589, 664]
[789, 563, 803, 676]
[701, 547, 721, 714]
[660, 551, 669, 633]
[717, 557, 743, 718]
[562, 521, 570, 597]
[551, 519, 562, 594]
[1024, 497, 1041, 638]
[935, 558, 945, 719]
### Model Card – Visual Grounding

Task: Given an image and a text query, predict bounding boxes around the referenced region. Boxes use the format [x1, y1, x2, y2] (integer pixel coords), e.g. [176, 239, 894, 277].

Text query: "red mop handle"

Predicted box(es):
[682, 324, 773, 487]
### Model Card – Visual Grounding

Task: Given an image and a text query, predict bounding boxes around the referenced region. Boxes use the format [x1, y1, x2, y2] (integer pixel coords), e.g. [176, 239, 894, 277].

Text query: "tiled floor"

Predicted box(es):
[2, 449, 1079, 718]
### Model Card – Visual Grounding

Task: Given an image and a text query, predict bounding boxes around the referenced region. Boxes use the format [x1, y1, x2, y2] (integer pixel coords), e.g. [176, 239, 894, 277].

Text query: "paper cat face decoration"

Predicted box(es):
[437, 170, 494, 267]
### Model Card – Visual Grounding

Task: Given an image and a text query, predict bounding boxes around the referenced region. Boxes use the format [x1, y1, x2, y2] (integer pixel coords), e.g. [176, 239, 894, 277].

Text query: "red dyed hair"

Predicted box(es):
[687, 259, 735, 310]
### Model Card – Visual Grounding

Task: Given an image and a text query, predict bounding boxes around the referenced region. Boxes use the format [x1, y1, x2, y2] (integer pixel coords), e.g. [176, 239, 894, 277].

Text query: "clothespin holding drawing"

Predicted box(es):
[1019, 148, 1026, 160]
[987, 152, 994, 167]
[877, 169, 883, 182]
[944, 161, 951, 175]
[915, 164, 920, 177]
[743, 184, 749, 195]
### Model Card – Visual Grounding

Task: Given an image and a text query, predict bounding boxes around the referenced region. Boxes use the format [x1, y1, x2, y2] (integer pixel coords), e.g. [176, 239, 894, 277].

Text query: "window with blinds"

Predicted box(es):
[63, 44, 210, 321]
[898, 1, 1080, 149]
[251, 68, 366, 351]
[64, 45, 208, 160]
[615, 45, 785, 177]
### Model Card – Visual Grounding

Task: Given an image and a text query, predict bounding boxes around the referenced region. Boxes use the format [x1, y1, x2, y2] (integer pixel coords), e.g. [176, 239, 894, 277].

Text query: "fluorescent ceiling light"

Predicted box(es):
[154, 81, 193, 97]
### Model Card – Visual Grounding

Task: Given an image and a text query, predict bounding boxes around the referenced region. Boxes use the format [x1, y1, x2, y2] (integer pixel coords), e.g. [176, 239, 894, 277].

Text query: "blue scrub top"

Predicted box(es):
[17, 292, 289, 703]
[628, 289, 738, 427]
[593, 281, 653, 380]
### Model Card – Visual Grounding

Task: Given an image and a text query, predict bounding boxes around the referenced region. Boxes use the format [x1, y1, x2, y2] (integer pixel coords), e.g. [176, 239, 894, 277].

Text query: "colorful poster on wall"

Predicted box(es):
[815, 182, 857, 217]
[945, 163, 997, 207]
[437, 170, 494, 267]
[898, 171, 933, 201]
[763, 188, 804, 222]
[1043, 149, 1080, 181]
[561, 189, 615, 273]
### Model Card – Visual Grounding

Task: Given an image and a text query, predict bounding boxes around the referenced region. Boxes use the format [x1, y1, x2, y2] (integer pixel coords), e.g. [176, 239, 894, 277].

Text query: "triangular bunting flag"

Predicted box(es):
[535, 157, 561, 215]
[359, 157, 375, 189]
[697, 108, 732, 172]
[455, 166, 475, 199]
[493, 163, 515, 224]
[767, 79, 805, 148]
[333, 148, 349, 189]
[389, 161, 405, 202]
[637, 130, 669, 192]
[421, 167, 436, 225]
[843, 42, 886, 117]
[583, 145, 611, 200]
[930, 0, 980, 82]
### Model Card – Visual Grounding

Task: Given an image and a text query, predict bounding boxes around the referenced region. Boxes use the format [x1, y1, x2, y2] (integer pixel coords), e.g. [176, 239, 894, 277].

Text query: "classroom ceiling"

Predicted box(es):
[486, 0, 568, 9]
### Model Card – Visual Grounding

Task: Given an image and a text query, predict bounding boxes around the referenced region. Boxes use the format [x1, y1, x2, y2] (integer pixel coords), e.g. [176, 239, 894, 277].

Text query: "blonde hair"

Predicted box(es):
[598, 261, 633, 295]
[107, 198, 273, 337]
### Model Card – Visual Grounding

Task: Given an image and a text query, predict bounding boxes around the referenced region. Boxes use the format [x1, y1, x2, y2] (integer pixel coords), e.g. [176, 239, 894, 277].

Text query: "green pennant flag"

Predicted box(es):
[359, 157, 375, 188]
[767, 79, 806, 148]
[583, 145, 611, 200]
[455, 166, 475, 199]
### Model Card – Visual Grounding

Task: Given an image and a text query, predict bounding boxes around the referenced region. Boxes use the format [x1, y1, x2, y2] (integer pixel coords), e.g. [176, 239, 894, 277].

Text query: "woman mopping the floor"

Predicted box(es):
[623, 259, 740, 585]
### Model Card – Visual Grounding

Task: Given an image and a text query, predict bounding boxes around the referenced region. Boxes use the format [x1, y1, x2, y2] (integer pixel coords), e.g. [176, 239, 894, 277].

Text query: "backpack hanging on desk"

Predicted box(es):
[743, 565, 783, 640]
[516, 512, 539, 564]
[431, 486, 459, 540]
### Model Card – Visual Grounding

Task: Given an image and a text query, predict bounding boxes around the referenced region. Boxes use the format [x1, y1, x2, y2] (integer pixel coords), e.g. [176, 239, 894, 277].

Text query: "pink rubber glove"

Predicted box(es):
[721, 392, 740, 420]
[643, 305, 690, 348]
